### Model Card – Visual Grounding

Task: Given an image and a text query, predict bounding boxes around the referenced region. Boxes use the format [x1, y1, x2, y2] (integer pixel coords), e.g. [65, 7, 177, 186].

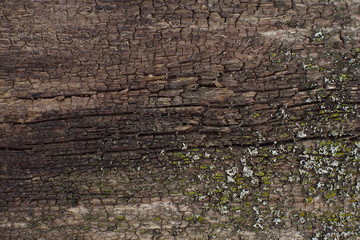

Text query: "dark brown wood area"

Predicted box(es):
[1, 0, 360, 239]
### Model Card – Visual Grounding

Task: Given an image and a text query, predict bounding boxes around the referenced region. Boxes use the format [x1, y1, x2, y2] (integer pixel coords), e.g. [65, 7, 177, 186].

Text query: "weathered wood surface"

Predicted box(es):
[1, 0, 360, 239]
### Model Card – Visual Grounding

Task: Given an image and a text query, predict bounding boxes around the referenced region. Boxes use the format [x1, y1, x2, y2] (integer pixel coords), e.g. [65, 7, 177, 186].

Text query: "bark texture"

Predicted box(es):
[1, 0, 360, 239]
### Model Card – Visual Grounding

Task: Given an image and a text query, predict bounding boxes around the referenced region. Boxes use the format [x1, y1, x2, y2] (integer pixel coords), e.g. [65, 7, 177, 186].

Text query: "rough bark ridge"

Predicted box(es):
[1, 0, 360, 239]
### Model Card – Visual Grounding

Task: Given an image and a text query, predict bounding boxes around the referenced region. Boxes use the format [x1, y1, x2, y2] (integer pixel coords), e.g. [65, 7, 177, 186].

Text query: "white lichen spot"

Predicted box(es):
[227, 176, 235, 183]
[317, 182, 324, 189]
[251, 178, 259, 185]
[193, 155, 200, 161]
[197, 174, 205, 181]
[331, 160, 339, 167]
[253, 217, 264, 229]
[239, 189, 249, 199]
[253, 207, 260, 215]
[182, 143, 187, 150]
[314, 31, 323, 39]
[288, 176, 295, 183]
[273, 218, 282, 225]
[356, 182, 360, 192]
[248, 147, 258, 156]
[218, 205, 229, 214]
[198, 195, 206, 200]
[243, 166, 253, 178]
[225, 166, 238, 176]
[297, 131, 307, 138]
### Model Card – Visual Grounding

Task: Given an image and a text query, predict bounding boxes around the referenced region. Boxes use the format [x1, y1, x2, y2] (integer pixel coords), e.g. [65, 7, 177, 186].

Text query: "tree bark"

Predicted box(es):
[1, 0, 360, 239]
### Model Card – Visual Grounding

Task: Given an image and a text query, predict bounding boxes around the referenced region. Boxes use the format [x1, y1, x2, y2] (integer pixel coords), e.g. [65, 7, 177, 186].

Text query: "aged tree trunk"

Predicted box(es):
[1, 0, 360, 239]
